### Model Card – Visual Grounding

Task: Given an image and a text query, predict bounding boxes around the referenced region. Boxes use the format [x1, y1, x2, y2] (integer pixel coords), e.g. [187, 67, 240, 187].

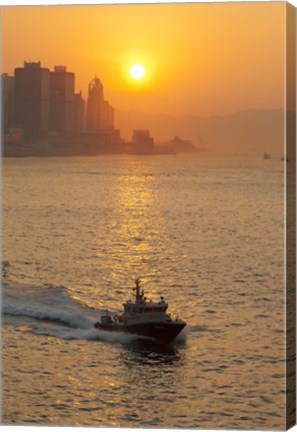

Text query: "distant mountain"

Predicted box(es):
[115, 108, 285, 156]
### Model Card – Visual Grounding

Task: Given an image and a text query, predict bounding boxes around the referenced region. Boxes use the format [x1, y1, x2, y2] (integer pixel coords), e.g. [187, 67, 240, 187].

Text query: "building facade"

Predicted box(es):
[49, 66, 75, 133]
[132, 130, 154, 153]
[2, 73, 14, 133]
[14, 61, 50, 140]
[85, 77, 114, 133]
[73, 91, 85, 134]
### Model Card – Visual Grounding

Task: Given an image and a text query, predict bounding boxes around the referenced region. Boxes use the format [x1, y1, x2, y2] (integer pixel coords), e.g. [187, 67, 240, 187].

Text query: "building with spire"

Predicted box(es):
[85, 77, 114, 133]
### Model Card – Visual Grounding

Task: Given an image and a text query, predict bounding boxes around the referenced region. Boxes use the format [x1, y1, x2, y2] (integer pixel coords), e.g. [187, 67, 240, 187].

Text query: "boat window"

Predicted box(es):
[144, 306, 165, 313]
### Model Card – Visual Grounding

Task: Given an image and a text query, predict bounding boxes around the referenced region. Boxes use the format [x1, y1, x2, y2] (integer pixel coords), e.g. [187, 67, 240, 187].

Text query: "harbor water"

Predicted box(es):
[2, 153, 286, 428]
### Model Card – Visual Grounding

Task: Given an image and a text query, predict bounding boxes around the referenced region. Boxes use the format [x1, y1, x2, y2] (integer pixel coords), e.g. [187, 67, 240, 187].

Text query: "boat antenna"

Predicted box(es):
[134, 277, 142, 301]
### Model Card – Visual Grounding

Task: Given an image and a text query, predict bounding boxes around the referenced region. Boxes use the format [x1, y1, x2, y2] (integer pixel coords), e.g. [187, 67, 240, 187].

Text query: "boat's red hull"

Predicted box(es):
[94, 321, 186, 344]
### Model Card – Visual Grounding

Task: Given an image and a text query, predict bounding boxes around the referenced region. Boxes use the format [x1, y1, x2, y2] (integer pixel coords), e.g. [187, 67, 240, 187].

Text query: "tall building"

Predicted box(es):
[73, 92, 85, 134]
[14, 61, 50, 140]
[2, 73, 14, 133]
[102, 100, 114, 130]
[86, 77, 114, 133]
[132, 130, 154, 153]
[49, 66, 75, 133]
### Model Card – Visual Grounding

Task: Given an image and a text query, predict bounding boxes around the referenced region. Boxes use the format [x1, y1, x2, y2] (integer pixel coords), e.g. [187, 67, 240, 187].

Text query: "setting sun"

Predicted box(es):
[130, 64, 146, 80]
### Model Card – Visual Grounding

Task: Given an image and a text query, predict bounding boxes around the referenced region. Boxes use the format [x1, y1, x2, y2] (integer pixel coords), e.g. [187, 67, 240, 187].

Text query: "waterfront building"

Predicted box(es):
[2, 73, 14, 133]
[132, 130, 154, 153]
[166, 135, 198, 152]
[49, 66, 75, 133]
[86, 77, 114, 133]
[74, 92, 85, 134]
[14, 61, 50, 140]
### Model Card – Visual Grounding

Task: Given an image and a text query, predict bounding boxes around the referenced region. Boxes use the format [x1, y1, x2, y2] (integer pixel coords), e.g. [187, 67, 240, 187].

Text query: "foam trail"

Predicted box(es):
[32, 325, 143, 344]
[3, 280, 96, 329]
[3, 300, 92, 329]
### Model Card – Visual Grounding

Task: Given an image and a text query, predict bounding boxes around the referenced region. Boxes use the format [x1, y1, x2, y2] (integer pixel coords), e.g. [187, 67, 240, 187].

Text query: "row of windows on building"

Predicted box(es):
[2, 61, 115, 141]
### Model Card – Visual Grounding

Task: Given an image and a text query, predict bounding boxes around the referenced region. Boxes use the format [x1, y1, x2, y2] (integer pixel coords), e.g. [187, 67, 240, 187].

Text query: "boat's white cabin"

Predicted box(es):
[120, 279, 173, 324]
[123, 298, 168, 315]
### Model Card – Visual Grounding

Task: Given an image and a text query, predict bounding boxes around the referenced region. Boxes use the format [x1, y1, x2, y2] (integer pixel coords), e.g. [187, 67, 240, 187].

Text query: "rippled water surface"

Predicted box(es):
[3, 154, 286, 428]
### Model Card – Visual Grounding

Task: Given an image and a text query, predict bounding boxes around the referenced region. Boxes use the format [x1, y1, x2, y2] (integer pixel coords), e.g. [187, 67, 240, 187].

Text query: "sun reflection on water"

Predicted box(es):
[94, 159, 165, 304]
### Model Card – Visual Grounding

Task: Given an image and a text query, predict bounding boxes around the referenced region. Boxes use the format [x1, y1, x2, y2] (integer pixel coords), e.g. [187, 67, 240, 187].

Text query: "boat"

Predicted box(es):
[94, 278, 186, 344]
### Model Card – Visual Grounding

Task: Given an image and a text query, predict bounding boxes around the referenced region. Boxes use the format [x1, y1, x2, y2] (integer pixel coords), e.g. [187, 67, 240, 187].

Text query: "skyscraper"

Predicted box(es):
[49, 66, 75, 133]
[85, 77, 114, 133]
[73, 91, 85, 134]
[2, 73, 14, 133]
[14, 61, 50, 140]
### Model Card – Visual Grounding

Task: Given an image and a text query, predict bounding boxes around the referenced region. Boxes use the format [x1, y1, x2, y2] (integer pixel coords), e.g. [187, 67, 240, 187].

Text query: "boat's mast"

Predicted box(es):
[134, 278, 141, 301]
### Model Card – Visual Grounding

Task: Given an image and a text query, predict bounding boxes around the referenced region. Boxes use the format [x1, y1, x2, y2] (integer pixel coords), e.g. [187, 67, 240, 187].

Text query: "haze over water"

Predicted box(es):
[3, 153, 286, 429]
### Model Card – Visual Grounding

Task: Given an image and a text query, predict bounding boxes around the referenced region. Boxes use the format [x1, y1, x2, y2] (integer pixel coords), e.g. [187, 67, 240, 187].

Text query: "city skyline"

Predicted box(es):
[2, 2, 288, 117]
[2, 58, 287, 156]
[4, 60, 200, 156]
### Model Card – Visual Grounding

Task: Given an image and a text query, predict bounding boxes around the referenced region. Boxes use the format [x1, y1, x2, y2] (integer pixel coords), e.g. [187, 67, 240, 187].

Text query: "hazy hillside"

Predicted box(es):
[115, 109, 285, 156]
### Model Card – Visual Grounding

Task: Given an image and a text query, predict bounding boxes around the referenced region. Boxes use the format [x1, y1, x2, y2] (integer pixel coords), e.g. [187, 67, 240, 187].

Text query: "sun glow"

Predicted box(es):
[130, 64, 146, 80]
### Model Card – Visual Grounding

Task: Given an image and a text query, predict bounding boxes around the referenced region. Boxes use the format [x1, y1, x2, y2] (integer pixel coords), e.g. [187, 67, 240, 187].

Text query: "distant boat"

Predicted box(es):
[263, 152, 271, 160]
[94, 278, 186, 344]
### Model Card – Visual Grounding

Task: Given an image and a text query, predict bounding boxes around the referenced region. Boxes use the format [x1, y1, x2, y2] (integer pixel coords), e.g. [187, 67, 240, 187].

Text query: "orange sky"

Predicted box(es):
[2, 2, 287, 116]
